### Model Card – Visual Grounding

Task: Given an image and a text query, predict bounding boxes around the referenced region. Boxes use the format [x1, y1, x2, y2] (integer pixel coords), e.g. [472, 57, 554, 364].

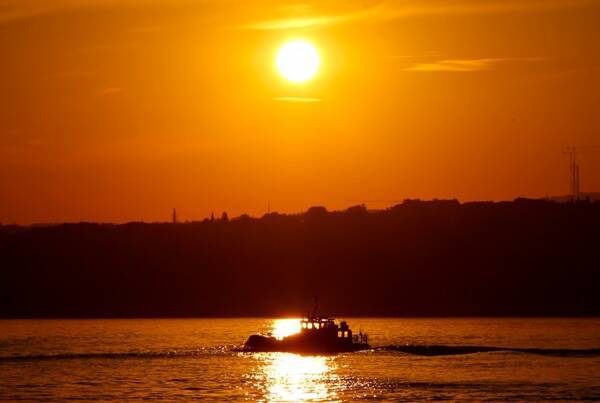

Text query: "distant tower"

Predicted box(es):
[564, 147, 581, 201]
[564, 146, 599, 200]
[172, 208, 177, 224]
[574, 162, 580, 199]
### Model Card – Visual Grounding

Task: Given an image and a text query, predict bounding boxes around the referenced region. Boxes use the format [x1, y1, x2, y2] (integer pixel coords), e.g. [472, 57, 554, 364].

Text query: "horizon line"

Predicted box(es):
[3, 194, 599, 227]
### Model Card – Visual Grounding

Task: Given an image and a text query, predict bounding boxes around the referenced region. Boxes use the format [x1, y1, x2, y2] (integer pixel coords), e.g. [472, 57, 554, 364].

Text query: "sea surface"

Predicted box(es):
[1, 318, 599, 401]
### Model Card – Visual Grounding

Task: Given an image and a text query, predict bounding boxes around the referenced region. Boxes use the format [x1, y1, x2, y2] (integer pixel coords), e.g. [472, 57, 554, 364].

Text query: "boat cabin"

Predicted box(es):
[300, 317, 353, 340]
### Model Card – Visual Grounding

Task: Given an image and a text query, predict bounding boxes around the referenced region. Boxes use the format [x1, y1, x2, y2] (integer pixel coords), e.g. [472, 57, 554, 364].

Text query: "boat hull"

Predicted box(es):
[243, 334, 370, 354]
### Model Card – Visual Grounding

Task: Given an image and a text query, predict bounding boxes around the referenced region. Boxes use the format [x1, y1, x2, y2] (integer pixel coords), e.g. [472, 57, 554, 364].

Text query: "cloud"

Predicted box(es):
[274, 96, 322, 103]
[240, 7, 378, 30]
[405, 58, 507, 72]
[241, 0, 596, 31]
[404, 57, 548, 72]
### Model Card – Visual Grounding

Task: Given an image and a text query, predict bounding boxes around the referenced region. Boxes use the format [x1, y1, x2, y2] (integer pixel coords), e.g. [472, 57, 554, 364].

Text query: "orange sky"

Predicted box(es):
[1, 0, 599, 224]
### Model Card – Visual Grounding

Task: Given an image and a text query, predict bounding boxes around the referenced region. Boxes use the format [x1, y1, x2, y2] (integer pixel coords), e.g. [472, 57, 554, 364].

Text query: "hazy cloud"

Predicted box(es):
[405, 58, 507, 72]
[240, 7, 376, 30]
[404, 57, 549, 72]
[274, 96, 322, 103]
[242, 0, 596, 30]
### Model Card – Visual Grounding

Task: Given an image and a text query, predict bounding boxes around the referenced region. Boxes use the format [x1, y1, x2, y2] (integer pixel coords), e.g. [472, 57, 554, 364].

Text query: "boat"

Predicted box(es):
[243, 304, 370, 354]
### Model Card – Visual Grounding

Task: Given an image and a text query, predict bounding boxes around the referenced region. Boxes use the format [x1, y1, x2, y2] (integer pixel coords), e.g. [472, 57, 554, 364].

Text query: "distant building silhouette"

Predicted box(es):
[172, 208, 177, 224]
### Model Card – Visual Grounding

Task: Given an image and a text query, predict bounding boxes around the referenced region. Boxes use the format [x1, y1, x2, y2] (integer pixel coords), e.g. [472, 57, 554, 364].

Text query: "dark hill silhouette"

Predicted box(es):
[1, 199, 599, 318]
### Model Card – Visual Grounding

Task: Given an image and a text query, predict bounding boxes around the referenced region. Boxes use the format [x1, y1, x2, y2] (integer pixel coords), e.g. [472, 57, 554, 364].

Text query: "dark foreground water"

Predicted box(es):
[1, 318, 599, 401]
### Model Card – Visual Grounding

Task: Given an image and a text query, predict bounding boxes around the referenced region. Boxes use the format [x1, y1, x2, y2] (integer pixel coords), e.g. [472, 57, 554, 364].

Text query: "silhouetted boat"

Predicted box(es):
[243, 316, 370, 354]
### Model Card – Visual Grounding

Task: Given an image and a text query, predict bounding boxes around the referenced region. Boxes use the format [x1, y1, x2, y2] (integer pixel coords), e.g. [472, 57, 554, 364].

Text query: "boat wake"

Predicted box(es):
[2, 345, 599, 362]
[0, 346, 235, 362]
[379, 345, 600, 357]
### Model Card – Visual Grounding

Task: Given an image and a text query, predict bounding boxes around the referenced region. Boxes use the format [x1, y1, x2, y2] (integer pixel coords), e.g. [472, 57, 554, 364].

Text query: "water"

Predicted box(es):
[1, 318, 599, 401]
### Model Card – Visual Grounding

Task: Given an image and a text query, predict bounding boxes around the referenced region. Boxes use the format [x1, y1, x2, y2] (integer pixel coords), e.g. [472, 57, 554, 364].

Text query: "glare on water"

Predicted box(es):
[256, 353, 337, 402]
[246, 319, 338, 401]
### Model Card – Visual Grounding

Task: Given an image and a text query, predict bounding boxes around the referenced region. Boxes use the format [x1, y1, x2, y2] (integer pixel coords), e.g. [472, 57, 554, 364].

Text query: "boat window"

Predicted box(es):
[315, 323, 319, 329]
[338, 331, 342, 338]
[308, 323, 312, 329]
[344, 331, 348, 338]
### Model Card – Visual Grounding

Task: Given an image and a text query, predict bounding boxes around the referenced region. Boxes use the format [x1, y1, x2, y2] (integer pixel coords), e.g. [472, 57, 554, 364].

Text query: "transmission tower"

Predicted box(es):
[564, 147, 581, 201]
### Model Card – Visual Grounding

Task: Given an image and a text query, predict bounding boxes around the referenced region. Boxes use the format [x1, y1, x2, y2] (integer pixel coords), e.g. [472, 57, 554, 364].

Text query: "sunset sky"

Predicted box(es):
[1, 0, 599, 224]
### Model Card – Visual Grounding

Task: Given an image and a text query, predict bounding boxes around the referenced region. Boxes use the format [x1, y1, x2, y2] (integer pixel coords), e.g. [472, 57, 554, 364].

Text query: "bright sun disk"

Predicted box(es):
[272, 318, 301, 340]
[276, 40, 320, 83]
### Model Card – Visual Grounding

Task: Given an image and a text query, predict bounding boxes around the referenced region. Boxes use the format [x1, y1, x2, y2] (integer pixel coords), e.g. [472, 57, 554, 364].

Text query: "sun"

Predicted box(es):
[276, 40, 320, 83]
[271, 318, 301, 340]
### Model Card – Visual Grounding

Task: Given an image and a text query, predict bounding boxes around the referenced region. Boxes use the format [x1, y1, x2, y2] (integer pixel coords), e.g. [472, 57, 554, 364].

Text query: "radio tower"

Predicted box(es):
[563, 145, 598, 201]
[564, 147, 581, 201]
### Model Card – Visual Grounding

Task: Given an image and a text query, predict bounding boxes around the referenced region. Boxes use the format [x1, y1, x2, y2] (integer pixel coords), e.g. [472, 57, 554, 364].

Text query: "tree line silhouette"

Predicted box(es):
[1, 198, 598, 317]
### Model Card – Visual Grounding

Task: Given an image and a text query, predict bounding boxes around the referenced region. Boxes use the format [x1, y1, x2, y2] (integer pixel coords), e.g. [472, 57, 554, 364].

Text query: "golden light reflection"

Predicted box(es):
[272, 318, 301, 340]
[262, 353, 337, 402]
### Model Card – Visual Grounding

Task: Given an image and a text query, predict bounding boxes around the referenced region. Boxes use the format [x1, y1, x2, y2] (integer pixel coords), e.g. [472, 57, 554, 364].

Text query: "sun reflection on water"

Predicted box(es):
[244, 319, 338, 401]
[260, 353, 337, 402]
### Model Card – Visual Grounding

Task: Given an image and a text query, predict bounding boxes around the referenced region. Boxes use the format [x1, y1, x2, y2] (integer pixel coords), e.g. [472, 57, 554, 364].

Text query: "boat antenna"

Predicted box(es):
[312, 296, 319, 318]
